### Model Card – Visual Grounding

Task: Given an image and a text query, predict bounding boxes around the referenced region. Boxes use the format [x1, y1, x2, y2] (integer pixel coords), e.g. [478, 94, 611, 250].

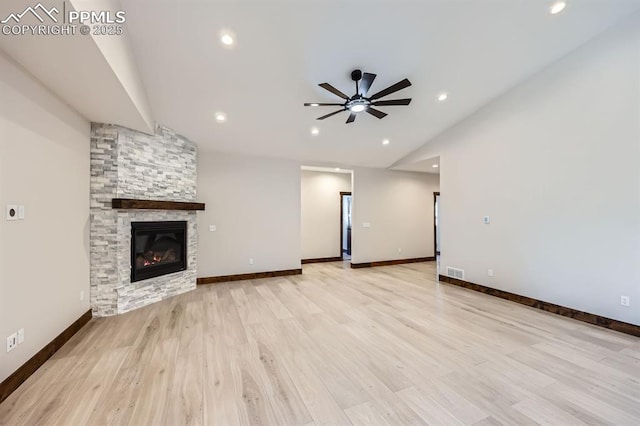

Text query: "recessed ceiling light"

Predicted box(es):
[550, 1, 566, 15]
[382, 139, 390, 145]
[311, 127, 319, 136]
[219, 29, 236, 48]
[221, 34, 233, 45]
[438, 93, 448, 102]
[220, 33, 234, 46]
[215, 112, 227, 123]
[432, 164, 439, 168]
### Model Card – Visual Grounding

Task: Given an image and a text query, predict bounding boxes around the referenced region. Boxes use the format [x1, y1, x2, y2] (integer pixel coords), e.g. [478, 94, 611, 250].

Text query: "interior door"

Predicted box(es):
[434, 192, 440, 255]
[341, 192, 352, 258]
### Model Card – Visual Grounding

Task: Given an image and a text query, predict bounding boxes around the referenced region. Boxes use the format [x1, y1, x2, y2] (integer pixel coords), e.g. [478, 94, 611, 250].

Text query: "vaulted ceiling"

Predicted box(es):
[2, 0, 639, 168]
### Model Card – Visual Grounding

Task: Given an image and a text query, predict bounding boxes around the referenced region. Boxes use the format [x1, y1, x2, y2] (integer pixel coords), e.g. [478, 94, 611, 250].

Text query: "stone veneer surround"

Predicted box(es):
[90, 123, 198, 316]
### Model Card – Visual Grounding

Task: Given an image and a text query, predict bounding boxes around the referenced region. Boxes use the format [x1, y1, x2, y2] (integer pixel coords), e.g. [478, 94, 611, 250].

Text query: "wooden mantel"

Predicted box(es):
[111, 198, 205, 211]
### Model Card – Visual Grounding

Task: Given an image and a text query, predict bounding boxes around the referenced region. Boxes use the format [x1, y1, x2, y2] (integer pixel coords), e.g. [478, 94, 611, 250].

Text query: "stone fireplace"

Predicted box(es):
[90, 123, 200, 317]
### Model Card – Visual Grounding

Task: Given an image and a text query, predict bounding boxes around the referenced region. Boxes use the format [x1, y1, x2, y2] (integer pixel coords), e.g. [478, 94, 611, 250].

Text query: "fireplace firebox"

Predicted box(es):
[131, 221, 187, 282]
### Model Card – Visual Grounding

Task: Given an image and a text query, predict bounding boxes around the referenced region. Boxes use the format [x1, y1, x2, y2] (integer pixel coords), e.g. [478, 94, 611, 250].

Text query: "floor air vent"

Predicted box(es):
[446, 267, 465, 280]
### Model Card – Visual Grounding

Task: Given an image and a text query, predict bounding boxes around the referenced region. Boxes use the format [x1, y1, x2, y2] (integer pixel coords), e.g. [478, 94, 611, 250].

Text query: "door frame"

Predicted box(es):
[434, 192, 440, 256]
[340, 191, 352, 260]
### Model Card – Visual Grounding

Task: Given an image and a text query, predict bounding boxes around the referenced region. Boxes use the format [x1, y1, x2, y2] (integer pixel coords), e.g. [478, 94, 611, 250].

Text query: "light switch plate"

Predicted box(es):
[7, 333, 17, 352]
[18, 205, 25, 219]
[209, 225, 216, 232]
[363, 222, 371, 228]
[6, 205, 18, 221]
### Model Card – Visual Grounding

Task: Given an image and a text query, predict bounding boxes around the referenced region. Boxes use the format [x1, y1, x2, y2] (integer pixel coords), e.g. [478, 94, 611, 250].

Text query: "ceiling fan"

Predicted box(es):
[304, 69, 412, 124]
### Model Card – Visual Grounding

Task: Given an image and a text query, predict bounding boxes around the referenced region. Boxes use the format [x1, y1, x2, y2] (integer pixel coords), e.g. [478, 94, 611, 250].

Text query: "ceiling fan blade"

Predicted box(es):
[317, 109, 345, 120]
[369, 78, 412, 100]
[359, 72, 377, 96]
[371, 98, 412, 106]
[366, 107, 388, 119]
[304, 103, 345, 106]
[346, 113, 357, 123]
[319, 83, 349, 100]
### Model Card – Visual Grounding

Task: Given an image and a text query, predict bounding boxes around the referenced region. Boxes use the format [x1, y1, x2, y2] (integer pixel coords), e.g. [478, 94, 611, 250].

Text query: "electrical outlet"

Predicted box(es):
[209, 225, 216, 232]
[621, 296, 630, 307]
[488, 269, 494, 277]
[18, 205, 25, 219]
[7, 333, 17, 352]
[398, 248, 402, 253]
[249, 258, 254, 265]
[6, 205, 18, 221]
[483, 216, 490, 224]
[17, 328, 24, 344]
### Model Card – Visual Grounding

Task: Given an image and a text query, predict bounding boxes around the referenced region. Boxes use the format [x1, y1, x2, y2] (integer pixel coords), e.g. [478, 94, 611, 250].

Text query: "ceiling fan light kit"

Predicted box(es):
[304, 69, 412, 124]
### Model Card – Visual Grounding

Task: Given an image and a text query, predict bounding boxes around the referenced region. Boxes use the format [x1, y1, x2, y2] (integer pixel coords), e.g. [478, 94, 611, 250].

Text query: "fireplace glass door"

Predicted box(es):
[131, 221, 187, 282]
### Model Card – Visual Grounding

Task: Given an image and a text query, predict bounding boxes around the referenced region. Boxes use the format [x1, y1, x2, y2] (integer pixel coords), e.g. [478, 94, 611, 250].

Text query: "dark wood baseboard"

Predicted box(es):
[438, 275, 640, 338]
[351, 257, 436, 269]
[197, 268, 302, 285]
[301, 257, 342, 264]
[0, 309, 92, 404]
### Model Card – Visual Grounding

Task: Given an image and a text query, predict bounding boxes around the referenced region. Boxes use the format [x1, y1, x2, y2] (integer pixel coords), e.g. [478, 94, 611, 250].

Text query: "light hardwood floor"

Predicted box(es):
[1, 261, 640, 425]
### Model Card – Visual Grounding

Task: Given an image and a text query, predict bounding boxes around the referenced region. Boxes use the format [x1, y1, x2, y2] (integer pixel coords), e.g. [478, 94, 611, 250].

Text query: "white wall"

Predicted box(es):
[395, 14, 640, 325]
[197, 152, 301, 277]
[301, 170, 352, 259]
[0, 52, 90, 382]
[351, 168, 440, 264]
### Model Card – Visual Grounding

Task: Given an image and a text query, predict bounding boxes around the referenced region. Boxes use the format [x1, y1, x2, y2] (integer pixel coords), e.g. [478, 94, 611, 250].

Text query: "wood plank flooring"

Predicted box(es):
[1, 261, 639, 425]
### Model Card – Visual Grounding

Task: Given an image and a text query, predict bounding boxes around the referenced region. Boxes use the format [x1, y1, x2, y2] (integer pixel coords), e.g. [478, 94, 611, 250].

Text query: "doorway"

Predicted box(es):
[434, 192, 440, 256]
[340, 192, 352, 260]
